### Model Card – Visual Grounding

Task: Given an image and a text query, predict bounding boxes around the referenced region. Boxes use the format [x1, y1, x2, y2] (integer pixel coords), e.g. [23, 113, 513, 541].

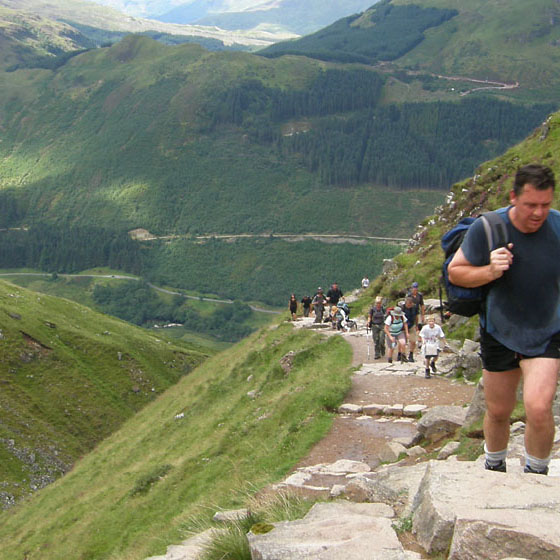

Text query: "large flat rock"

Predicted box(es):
[412, 460, 560, 558]
[248, 501, 408, 559]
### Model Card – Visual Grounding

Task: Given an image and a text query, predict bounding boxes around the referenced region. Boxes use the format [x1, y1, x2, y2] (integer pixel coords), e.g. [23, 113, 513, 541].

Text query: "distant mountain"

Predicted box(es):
[262, 0, 560, 99]
[0, 0, 296, 49]
[156, 0, 378, 35]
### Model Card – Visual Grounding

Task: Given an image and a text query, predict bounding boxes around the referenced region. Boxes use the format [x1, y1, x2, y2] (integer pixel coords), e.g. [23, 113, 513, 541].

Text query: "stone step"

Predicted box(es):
[247, 501, 421, 560]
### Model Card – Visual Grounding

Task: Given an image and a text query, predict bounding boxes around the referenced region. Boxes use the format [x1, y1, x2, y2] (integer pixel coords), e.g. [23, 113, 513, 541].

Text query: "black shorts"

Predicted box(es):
[480, 330, 560, 372]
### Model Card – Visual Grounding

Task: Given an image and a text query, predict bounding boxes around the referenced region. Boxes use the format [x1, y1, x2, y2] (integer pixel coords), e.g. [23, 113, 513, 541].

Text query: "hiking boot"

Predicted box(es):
[400, 355, 408, 363]
[374, 355, 381, 360]
[425, 368, 431, 379]
[430, 360, 437, 373]
[388, 357, 393, 364]
[524, 464, 548, 475]
[397, 352, 402, 361]
[484, 459, 506, 473]
[408, 352, 414, 362]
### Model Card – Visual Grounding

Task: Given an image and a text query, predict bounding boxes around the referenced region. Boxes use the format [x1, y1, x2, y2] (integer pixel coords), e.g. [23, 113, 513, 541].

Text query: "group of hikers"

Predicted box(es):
[289, 280, 446, 378]
[366, 282, 446, 379]
[288, 164, 560, 478]
[290, 283, 348, 328]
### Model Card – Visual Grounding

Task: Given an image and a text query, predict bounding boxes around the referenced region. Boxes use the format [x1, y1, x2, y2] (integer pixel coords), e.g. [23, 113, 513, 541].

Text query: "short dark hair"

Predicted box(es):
[513, 164, 555, 195]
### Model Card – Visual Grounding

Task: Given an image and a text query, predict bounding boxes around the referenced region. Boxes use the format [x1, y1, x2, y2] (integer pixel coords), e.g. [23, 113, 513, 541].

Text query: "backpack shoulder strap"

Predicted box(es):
[480, 211, 508, 252]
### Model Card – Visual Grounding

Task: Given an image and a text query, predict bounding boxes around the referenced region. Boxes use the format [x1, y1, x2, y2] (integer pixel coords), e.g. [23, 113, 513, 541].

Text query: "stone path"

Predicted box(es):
[146, 314, 560, 560]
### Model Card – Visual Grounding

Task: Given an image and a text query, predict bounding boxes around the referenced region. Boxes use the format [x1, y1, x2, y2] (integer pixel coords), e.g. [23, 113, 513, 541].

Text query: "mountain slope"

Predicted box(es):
[0, 0, 296, 48]
[0, 279, 208, 506]
[0, 320, 353, 559]
[261, 0, 560, 101]
[358, 115, 560, 315]
[163, 0, 377, 35]
[2, 104, 560, 559]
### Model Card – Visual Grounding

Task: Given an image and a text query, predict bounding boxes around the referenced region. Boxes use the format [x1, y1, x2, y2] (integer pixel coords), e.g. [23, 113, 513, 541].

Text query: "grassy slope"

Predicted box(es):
[392, 0, 560, 99]
[0, 279, 208, 503]
[0, 322, 353, 560]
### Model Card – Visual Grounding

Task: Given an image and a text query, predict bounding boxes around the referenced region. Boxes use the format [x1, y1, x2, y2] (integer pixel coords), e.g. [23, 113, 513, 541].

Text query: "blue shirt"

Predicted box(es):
[461, 206, 560, 356]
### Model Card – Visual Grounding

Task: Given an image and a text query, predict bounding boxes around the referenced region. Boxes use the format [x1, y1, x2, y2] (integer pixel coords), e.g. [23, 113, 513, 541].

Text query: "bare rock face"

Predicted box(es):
[417, 405, 467, 441]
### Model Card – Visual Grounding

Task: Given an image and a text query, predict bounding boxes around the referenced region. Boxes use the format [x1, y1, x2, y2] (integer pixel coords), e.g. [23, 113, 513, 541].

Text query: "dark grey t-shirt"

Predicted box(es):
[461, 206, 560, 355]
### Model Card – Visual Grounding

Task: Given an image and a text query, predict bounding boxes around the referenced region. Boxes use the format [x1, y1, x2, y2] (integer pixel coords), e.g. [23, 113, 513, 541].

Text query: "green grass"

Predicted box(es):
[0, 322, 353, 559]
[0, 279, 208, 504]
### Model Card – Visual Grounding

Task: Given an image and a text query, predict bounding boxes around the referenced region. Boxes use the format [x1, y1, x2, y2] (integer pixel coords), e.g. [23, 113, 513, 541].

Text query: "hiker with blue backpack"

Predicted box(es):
[447, 164, 560, 476]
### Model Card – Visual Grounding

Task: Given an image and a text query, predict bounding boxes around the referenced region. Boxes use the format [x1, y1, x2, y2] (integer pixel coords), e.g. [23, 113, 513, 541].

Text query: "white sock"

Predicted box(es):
[525, 452, 550, 472]
[484, 443, 507, 466]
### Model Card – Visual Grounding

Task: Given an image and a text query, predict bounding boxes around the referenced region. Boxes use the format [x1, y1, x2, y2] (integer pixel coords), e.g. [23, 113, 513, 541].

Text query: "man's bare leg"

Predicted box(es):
[521, 357, 560, 459]
[483, 368, 521, 452]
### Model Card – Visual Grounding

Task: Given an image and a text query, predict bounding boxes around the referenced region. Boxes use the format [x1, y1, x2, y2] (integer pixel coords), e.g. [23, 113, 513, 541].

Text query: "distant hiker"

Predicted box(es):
[407, 281, 425, 328]
[384, 306, 408, 364]
[326, 283, 343, 306]
[419, 316, 446, 378]
[361, 276, 370, 289]
[301, 295, 312, 317]
[367, 296, 386, 359]
[448, 163, 560, 475]
[403, 296, 419, 362]
[312, 287, 327, 323]
[289, 294, 298, 321]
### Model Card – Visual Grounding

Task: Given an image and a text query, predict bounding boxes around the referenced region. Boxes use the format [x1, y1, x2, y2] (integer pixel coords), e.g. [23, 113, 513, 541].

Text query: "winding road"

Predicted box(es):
[0, 272, 281, 314]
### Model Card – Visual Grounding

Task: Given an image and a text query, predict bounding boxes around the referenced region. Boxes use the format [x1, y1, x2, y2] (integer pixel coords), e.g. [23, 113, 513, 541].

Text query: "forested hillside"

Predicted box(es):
[1, 0, 559, 304]
[262, 0, 560, 101]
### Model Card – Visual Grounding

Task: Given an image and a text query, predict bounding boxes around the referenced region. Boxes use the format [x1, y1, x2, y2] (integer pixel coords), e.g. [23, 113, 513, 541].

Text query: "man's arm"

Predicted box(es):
[448, 245, 514, 288]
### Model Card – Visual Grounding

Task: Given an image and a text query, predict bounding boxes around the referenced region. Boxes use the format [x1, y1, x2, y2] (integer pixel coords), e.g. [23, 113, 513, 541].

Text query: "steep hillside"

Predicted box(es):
[0, 5, 94, 70]
[357, 113, 560, 318]
[261, 0, 560, 102]
[182, 0, 376, 35]
[0, 279, 208, 506]
[0, 321, 353, 559]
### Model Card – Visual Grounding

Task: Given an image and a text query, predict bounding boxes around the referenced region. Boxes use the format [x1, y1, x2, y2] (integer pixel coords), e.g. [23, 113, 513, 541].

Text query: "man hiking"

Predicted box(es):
[367, 296, 386, 359]
[326, 283, 343, 306]
[384, 306, 408, 364]
[448, 163, 560, 475]
[312, 287, 327, 324]
[403, 296, 419, 362]
[407, 281, 425, 328]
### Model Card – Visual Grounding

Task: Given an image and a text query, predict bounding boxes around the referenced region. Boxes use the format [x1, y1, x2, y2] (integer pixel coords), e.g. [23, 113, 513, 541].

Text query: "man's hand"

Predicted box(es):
[489, 243, 514, 280]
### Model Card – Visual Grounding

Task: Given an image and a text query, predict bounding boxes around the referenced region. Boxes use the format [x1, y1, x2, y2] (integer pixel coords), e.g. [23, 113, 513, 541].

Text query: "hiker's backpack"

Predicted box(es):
[441, 211, 508, 317]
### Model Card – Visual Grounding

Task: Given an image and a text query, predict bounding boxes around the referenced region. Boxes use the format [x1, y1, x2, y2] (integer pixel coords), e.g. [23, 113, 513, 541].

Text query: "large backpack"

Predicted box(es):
[441, 211, 508, 317]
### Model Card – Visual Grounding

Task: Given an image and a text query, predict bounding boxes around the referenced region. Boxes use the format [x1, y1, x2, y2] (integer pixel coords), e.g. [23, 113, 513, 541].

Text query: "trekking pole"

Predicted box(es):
[366, 326, 370, 360]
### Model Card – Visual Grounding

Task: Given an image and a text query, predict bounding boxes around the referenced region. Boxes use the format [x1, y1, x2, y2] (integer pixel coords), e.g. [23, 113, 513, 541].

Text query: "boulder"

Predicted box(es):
[248, 501, 405, 560]
[403, 404, 427, 417]
[437, 441, 460, 460]
[363, 403, 385, 416]
[463, 379, 486, 429]
[412, 461, 560, 557]
[338, 403, 363, 414]
[417, 405, 467, 441]
[456, 339, 482, 381]
[378, 441, 407, 463]
[212, 508, 249, 523]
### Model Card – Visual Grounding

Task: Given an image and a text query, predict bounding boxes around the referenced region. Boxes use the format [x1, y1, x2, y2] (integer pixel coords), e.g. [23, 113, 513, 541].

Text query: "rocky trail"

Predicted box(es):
[147, 313, 560, 560]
